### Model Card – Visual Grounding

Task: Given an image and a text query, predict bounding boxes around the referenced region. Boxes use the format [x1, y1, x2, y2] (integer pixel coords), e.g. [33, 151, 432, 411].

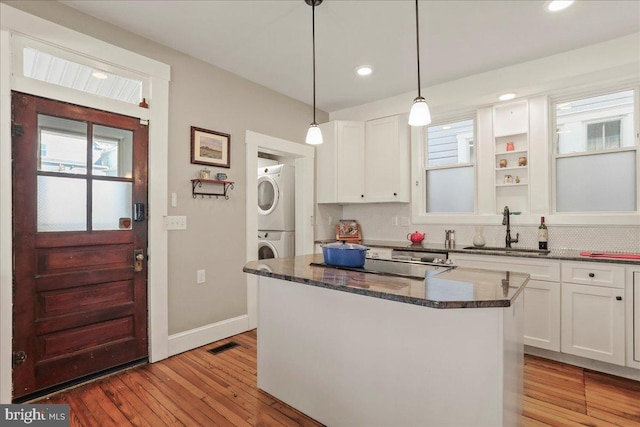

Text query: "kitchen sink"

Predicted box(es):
[463, 246, 550, 255]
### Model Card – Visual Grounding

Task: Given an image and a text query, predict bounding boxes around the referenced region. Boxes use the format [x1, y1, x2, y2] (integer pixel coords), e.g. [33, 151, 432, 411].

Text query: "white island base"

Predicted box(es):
[258, 276, 524, 427]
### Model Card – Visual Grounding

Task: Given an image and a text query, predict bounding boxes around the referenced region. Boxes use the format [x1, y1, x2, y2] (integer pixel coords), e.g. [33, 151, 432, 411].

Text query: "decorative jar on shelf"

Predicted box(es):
[506, 141, 515, 152]
[473, 226, 486, 247]
[199, 168, 210, 179]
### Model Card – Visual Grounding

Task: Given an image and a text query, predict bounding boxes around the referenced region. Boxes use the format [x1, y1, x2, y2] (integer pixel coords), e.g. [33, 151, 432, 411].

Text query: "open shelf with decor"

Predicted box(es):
[493, 100, 530, 214]
[191, 179, 234, 199]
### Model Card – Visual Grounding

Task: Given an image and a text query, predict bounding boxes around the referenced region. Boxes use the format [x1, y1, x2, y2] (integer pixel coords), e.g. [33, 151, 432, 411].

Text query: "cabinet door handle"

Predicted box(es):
[393, 192, 397, 196]
[616, 296, 622, 301]
[361, 194, 364, 198]
[588, 273, 595, 278]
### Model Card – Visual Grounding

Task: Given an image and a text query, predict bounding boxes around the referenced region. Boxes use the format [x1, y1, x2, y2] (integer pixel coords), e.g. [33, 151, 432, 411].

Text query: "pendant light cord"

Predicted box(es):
[312, 0, 317, 124]
[414, 0, 421, 99]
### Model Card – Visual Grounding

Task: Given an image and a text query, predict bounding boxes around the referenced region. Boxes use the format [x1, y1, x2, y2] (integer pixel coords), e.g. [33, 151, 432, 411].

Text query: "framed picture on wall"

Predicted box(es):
[191, 126, 231, 168]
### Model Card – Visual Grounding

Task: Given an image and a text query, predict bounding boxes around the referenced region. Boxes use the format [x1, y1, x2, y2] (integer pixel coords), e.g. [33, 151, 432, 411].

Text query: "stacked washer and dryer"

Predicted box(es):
[257, 163, 295, 260]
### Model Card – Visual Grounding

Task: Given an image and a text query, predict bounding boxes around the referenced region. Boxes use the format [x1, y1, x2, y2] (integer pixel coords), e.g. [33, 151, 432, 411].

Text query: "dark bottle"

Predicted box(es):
[538, 216, 548, 250]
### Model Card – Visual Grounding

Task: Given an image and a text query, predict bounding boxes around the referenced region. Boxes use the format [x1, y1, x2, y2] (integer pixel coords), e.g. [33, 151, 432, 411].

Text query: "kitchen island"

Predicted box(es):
[244, 254, 529, 427]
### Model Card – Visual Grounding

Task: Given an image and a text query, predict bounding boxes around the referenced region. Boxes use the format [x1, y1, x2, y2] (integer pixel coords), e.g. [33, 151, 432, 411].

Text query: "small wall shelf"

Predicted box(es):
[191, 179, 234, 200]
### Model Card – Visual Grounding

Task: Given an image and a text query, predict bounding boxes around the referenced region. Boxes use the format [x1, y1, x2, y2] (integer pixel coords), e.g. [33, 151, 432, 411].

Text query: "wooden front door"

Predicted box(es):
[11, 92, 149, 400]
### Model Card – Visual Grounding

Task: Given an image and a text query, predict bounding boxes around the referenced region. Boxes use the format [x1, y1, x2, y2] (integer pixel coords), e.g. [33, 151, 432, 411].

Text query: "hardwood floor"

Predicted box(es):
[35, 330, 640, 426]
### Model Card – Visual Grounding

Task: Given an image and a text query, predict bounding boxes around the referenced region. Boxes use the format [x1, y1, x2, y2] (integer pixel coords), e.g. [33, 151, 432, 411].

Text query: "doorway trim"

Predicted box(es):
[245, 131, 315, 329]
[0, 4, 170, 403]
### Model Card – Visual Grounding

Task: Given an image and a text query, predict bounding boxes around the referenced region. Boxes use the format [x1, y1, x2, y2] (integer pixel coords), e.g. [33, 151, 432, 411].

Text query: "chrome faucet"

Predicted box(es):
[502, 206, 519, 248]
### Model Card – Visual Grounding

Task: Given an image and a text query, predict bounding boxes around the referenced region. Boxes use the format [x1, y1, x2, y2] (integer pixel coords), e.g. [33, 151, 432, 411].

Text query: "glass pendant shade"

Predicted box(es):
[305, 123, 323, 145]
[408, 97, 432, 126]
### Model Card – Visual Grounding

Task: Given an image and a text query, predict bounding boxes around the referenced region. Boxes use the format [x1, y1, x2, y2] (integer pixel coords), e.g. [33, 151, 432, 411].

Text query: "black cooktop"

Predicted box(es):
[310, 258, 451, 280]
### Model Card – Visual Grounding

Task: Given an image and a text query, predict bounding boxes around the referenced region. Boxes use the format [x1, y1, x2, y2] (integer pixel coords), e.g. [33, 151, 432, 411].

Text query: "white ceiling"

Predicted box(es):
[60, 0, 640, 113]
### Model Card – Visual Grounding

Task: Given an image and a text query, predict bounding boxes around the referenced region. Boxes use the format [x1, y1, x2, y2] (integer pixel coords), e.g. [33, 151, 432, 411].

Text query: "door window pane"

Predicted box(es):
[38, 115, 87, 174]
[92, 124, 133, 177]
[92, 181, 133, 231]
[37, 176, 86, 231]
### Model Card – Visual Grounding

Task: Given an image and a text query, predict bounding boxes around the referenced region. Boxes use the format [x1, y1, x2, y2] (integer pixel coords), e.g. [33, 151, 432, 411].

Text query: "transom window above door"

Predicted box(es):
[23, 47, 143, 105]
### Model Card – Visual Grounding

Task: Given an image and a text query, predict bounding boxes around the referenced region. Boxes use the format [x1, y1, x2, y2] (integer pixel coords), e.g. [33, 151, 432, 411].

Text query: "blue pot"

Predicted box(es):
[322, 242, 369, 267]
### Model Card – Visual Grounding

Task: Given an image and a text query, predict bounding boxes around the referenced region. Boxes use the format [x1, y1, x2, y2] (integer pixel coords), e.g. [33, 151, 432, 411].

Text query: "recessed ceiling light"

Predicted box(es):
[92, 71, 108, 80]
[499, 93, 516, 101]
[557, 102, 572, 110]
[355, 65, 373, 77]
[545, 0, 574, 12]
[442, 125, 451, 130]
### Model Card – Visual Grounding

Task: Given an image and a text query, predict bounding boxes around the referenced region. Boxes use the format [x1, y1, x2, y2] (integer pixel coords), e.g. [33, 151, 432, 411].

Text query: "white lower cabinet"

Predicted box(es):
[561, 282, 625, 366]
[450, 254, 561, 351]
[560, 261, 626, 366]
[523, 279, 561, 351]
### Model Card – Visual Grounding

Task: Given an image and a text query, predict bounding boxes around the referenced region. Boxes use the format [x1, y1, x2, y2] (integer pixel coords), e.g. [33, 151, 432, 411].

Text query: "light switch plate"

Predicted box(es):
[165, 216, 187, 230]
[197, 269, 206, 284]
[391, 216, 399, 226]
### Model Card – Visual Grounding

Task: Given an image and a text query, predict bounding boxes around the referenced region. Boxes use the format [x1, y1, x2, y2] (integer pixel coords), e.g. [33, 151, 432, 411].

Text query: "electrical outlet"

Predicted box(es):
[165, 216, 187, 230]
[391, 216, 399, 226]
[197, 269, 206, 284]
[401, 216, 411, 226]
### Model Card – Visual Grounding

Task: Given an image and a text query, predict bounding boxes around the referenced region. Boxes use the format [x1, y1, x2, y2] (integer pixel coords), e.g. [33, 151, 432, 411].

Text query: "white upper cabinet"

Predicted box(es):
[317, 121, 364, 203]
[317, 116, 409, 203]
[364, 116, 410, 203]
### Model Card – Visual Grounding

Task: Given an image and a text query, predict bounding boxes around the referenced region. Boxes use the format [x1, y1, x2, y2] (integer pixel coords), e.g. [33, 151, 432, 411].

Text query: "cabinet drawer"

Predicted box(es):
[562, 262, 625, 289]
[451, 254, 560, 282]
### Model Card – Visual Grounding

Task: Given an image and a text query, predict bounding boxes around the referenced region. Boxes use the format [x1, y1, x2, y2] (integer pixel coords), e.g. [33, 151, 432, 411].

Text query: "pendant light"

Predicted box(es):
[408, 0, 432, 127]
[305, 0, 323, 145]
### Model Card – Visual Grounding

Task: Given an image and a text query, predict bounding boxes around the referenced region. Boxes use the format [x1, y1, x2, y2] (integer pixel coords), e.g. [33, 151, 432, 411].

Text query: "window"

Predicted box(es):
[23, 47, 143, 105]
[424, 118, 475, 213]
[554, 89, 636, 213]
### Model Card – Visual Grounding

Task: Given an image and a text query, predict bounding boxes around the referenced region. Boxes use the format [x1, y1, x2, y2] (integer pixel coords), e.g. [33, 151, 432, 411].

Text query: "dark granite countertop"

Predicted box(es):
[244, 254, 529, 309]
[316, 239, 640, 265]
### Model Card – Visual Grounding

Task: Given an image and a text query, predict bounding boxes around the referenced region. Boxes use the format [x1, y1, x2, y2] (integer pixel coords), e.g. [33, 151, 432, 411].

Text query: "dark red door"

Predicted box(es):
[12, 92, 149, 400]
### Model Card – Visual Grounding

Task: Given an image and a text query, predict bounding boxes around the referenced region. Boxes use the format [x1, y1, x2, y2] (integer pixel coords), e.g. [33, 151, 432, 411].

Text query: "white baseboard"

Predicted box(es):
[167, 315, 250, 357]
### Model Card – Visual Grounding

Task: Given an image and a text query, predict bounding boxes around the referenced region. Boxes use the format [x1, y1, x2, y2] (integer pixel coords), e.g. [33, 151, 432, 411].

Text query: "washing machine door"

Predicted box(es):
[258, 175, 279, 216]
[258, 241, 279, 260]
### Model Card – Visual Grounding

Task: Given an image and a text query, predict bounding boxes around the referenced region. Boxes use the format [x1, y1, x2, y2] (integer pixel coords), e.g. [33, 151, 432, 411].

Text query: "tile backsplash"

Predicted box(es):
[314, 203, 640, 253]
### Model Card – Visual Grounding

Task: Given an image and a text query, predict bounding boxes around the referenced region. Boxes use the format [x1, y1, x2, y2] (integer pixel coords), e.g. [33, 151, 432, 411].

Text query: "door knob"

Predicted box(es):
[134, 249, 144, 272]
